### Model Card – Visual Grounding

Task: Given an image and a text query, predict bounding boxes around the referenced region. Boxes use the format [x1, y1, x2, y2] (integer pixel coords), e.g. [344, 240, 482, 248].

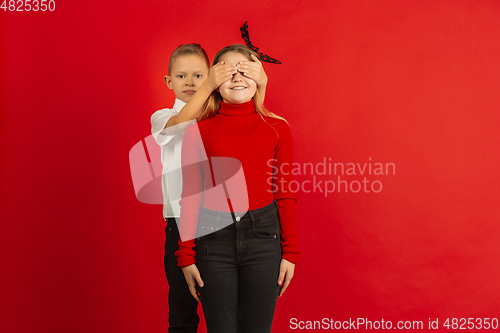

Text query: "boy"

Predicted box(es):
[151, 43, 268, 333]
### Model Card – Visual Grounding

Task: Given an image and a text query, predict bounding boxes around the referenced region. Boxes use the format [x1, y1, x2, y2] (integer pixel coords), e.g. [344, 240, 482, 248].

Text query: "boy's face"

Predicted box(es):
[165, 55, 209, 103]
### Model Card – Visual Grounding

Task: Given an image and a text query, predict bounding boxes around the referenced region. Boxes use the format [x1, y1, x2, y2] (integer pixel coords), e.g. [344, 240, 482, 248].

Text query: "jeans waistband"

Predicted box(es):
[199, 200, 278, 228]
[165, 217, 178, 228]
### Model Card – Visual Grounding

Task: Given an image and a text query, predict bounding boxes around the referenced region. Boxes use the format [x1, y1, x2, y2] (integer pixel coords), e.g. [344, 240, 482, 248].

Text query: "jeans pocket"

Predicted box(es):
[253, 217, 279, 239]
[253, 208, 281, 242]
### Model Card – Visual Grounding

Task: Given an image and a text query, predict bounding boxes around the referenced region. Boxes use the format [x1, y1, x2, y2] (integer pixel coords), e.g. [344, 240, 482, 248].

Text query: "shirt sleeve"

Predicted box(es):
[151, 109, 177, 146]
[273, 120, 301, 263]
[175, 124, 205, 267]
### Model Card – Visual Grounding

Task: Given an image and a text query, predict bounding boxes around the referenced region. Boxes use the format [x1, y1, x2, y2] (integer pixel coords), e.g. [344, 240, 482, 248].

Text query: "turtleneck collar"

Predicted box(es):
[218, 100, 256, 116]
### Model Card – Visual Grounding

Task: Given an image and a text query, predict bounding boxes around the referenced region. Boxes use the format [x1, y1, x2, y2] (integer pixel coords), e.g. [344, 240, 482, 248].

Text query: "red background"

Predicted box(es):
[1, 0, 500, 332]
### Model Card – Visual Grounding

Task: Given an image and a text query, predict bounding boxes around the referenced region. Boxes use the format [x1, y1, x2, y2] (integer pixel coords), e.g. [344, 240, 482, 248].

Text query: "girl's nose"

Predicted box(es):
[232, 72, 243, 81]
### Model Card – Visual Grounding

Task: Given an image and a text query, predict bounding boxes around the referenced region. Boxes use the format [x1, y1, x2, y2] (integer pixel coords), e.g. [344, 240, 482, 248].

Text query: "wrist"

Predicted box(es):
[202, 80, 217, 94]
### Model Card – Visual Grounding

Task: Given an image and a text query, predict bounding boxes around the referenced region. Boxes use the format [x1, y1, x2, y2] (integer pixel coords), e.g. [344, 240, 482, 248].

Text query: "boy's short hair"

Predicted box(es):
[168, 43, 210, 75]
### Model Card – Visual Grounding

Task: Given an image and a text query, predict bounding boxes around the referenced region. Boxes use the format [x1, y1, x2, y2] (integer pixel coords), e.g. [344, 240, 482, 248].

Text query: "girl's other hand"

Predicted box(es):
[207, 61, 238, 91]
[277, 258, 295, 297]
[237, 54, 268, 88]
[181, 264, 204, 302]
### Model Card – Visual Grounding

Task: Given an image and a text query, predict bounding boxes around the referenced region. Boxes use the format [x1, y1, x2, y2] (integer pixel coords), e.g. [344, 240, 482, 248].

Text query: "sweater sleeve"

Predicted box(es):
[273, 121, 300, 263]
[175, 124, 204, 267]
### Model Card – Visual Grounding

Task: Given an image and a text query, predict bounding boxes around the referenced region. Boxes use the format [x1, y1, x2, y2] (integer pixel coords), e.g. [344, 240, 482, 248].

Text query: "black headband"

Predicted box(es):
[240, 21, 282, 64]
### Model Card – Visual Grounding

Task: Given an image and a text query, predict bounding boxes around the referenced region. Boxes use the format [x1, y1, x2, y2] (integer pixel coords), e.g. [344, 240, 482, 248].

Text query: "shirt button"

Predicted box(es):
[235, 216, 241, 222]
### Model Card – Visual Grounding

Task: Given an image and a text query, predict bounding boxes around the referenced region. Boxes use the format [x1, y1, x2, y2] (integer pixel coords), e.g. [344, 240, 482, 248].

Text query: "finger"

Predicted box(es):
[240, 71, 255, 80]
[212, 66, 228, 77]
[219, 66, 238, 76]
[217, 69, 238, 82]
[279, 276, 292, 297]
[250, 53, 262, 64]
[237, 64, 259, 72]
[216, 65, 238, 77]
[216, 63, 235, 70]
[238, 67, 260, 78]
[216, 73, 235, 84]
[194, 273, 204, 288]
[238, 62, 260, 71]
[189, 284, 201, 302]
[278, 270, 286, 287]
[211, 62, 232, 75]
[238, 68, 258, 78]
[210, 61, 222, 70]
[190, 265, 204, 288]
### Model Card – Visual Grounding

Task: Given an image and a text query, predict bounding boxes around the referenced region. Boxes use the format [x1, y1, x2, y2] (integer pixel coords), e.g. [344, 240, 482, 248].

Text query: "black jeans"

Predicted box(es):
[164, 218, 199, 333]
[195, 200, 282, 333]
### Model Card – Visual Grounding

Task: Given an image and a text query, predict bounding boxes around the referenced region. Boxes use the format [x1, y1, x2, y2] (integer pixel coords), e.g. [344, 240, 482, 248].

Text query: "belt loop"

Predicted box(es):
[248, 209, 256, 227]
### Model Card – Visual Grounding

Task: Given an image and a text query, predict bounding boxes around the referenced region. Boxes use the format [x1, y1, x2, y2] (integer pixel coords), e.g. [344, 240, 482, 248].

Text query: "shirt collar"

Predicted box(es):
[172, 99, 186, 113]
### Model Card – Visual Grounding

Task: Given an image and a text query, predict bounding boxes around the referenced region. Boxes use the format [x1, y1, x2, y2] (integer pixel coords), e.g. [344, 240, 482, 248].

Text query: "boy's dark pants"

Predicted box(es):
[164, 218, 200, 333]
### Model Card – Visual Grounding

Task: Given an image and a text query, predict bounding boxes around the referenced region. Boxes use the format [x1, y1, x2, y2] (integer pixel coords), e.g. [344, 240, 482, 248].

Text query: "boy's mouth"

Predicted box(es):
[230, 86, 246, 90]
[184, 90, 196, 95]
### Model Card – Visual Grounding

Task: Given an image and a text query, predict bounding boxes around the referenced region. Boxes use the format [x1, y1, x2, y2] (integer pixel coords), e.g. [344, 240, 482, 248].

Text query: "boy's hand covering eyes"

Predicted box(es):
[237, 54, 268, 88]
[207, 61, 238, 90]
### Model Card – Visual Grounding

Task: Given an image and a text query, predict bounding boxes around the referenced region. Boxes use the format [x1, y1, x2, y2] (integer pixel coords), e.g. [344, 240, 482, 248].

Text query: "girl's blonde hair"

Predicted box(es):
[196, 44, 287, 124]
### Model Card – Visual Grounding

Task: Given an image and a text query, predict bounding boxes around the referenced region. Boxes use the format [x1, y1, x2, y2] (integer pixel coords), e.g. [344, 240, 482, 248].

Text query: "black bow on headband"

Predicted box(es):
[240, 21, 282, 64]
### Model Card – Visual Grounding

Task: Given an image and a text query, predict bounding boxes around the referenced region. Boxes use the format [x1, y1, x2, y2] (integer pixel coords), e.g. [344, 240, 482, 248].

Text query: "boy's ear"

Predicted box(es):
[164, 75, 173, 90]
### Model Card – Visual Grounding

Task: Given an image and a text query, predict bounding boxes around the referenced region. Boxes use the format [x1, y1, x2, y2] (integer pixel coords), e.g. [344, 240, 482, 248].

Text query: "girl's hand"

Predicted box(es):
[277, 258, 295, 297]
[181, 264, 204, 302]
[206, 61, 238, 91]
[237, 54, 268, 88]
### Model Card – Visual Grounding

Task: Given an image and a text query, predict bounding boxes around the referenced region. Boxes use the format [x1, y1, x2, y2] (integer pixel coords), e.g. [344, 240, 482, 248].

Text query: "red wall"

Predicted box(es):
[1, 1, 499, 332]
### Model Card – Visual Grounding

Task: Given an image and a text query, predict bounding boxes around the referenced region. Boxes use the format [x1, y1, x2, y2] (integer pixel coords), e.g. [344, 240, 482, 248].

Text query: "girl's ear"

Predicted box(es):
[164, 75, 173, 90]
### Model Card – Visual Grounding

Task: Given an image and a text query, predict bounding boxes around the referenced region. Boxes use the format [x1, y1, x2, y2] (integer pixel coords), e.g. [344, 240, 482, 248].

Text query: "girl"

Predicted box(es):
[176, 44, 300, 333]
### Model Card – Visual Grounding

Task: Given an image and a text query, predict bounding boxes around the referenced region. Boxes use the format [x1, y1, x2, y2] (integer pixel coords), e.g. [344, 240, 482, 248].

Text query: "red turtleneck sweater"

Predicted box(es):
[176, 100, 300, 267]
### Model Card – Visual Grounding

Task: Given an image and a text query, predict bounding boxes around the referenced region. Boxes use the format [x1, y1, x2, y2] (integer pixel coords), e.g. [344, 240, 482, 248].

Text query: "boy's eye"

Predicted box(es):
[195, 74, 202, 78]
[177, 75, 184, 79]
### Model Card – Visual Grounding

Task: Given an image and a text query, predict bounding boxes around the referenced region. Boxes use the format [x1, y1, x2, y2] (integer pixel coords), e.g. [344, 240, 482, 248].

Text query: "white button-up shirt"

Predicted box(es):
[151, 99, 194, 218]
